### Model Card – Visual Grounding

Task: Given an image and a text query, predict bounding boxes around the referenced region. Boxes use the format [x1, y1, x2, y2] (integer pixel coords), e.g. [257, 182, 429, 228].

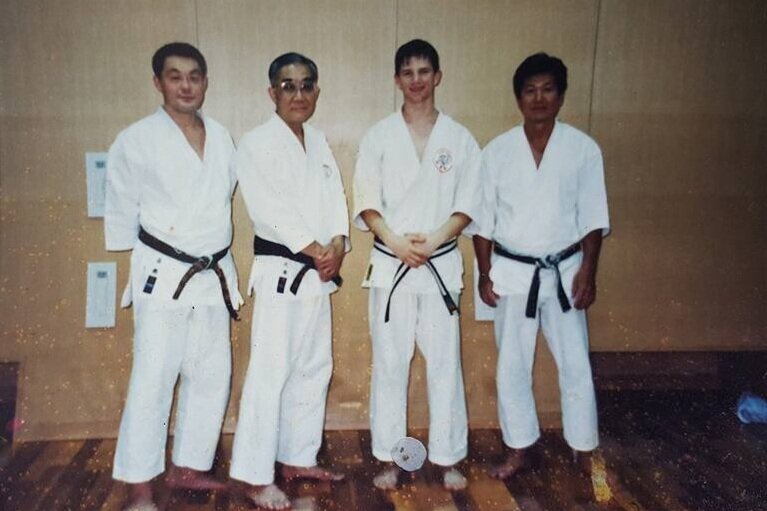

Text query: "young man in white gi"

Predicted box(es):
[472, 53, 609, 479]
[230, 52, 348, 510]
[353, 39, 482, 491]
[105, 42, 242, 511]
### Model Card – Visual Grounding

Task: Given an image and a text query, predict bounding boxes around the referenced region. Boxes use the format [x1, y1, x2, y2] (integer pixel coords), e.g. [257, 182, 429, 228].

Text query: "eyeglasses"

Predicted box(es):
[278, 80, 317, 96]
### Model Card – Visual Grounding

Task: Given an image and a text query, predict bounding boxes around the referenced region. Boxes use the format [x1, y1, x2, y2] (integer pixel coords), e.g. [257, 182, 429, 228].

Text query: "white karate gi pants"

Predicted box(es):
[113, 304, 231, 483]
[369, 288, 468, 466]
[495, 294, 599, 451]
[230, 294, 332, 485]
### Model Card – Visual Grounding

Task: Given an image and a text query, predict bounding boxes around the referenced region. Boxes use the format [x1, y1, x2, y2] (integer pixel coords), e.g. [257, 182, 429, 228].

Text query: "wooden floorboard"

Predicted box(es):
[1, 389, 766, 510]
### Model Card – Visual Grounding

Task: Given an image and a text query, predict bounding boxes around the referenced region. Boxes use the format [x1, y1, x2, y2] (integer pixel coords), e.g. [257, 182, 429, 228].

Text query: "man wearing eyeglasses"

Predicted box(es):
[229, 52, 349, 509]
[353, 39, 482, 491]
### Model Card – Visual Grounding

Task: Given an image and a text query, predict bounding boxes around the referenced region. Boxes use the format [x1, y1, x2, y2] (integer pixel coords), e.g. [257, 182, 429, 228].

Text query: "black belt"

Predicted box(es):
[253, 236, 342, 295]
[374, 237, 459, 323]
[493, 241, 580, 319]
[138, 227, 239, 320]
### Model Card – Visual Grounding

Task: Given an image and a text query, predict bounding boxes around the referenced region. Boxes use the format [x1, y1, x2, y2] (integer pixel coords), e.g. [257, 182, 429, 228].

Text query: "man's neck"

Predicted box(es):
[162, 105, 200, 131]
[283, 117, 305, 149]
[402, 99, 437, 126]
[402, 101, 437, 162]
[523, 118, 556, 145]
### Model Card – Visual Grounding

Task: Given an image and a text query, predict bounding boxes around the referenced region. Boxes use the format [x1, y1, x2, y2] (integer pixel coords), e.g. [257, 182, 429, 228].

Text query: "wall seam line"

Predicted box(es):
[587, 0, 602, 134]
[393, 0, 399, 112]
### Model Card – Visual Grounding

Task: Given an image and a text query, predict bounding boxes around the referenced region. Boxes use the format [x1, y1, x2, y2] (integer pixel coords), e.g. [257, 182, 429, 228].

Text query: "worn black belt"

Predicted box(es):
[138, 227, 238, 320]
[493, 241, 580, 319]
[374, 237, 459, 323]
[253, 236, 342, 295]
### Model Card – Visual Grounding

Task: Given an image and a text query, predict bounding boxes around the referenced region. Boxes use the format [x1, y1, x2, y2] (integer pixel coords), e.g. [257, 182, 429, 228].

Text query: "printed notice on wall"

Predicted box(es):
[86, 262, 116, 328]
[86, 152, 108, 218]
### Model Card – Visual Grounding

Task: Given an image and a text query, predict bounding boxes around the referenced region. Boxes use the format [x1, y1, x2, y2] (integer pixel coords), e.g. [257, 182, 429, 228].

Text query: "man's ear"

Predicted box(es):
[434, 70, 443, 87]
[268, 86, 278, 106]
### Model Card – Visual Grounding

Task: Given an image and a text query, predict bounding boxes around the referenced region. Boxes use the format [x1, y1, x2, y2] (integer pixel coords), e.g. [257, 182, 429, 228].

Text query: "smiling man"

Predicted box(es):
[229, 52, 349, 510]
[353, 39, 482, 491]
[105, 42, 241, 511]
[471, 53, 610, 480]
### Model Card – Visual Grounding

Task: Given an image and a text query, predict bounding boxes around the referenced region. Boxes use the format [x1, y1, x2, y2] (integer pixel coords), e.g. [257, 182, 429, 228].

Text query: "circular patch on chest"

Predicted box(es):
[433, 147, 453, 173]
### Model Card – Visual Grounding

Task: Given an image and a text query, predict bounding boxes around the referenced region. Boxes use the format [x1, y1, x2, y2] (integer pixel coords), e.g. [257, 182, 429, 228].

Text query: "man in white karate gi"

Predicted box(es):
[230, 52, 348, 510]
[472, 53, 610, 479]
[105, 42, 241, 511]
[353, 39, 482, 491]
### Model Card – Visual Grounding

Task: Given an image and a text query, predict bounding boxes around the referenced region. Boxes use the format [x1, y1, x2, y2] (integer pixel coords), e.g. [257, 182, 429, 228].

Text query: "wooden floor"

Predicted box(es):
[1, 389, 766, 510]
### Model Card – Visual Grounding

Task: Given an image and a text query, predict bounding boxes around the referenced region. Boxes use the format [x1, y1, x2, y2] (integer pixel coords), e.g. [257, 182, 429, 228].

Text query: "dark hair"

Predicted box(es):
[512, 52, 567, 99]
[268, 52, 319, 86]
[395, 39, 440, 74]
[152, 42, 207, 77]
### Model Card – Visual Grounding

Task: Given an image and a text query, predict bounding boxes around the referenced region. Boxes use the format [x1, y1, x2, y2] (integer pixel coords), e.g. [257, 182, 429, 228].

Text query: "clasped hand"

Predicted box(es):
[313, 242, 345, 282]
[390, 233, 440, 268]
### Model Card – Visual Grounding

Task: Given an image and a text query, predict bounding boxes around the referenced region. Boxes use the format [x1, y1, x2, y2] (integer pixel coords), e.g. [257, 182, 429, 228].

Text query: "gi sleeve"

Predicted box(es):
[104, 133, 140, 251]
[236, 134, 316, 254]
[324, 139, 352, 251]
[464, 143, 498, 239]
[352, 128, 384, 231]
[452, 130, 483, 228]
[227, 133, 238, 196]
[576, 140, 610, 238]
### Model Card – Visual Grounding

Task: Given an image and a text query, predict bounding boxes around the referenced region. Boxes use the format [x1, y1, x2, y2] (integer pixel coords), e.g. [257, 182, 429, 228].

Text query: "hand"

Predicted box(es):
[478, 274, 499, 307]
[411, 232, 441, 260]
[571, 264, 597, 309]
[316, 241, 345, 282]
[388, 233, 428, 268]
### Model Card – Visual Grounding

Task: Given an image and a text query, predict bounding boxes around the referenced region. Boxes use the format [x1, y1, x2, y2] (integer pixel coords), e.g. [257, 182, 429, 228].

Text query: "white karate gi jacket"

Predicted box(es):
[237, 114, 350, 298]
[353, 111, 482, 293]
[470, 120, 610, 297]
[104, 107, 241, 309]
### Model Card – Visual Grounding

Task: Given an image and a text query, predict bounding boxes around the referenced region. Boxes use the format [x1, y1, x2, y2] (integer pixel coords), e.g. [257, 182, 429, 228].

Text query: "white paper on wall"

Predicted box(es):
[86, 152, 108, 218]
[85, 262, 116, 328]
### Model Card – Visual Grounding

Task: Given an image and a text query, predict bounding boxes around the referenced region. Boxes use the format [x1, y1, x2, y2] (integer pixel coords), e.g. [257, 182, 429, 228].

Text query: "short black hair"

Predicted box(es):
[395, 39, 440, 75]
[268, 52, 319, 87]
[513, 52, 567, 99]
[152, 42, 207, 78]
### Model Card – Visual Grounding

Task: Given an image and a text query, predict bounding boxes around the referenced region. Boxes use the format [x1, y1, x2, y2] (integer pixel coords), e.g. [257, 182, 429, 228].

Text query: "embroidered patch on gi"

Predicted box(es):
[433, 148, 453, 173]
[277, 276, 287, 294]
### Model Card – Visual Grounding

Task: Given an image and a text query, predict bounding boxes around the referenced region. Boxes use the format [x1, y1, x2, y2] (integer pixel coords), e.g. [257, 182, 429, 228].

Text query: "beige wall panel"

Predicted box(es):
[591, 0, 767, 350]
[197, 0, 397, 142]
[196, 0, 398, 430]
[396, 0, 600, 144]
[0, 0, 198, 200]
[2, 0, 765, 442]
[0, 0, 198, 441]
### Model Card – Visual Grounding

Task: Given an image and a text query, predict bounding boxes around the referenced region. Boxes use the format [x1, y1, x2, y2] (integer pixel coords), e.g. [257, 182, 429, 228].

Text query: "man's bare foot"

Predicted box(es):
[124, 481, 157, 511]
[246, 484, 291, 510]
[165, 465, 227, 491]
[372, 465, 400, 490]
[442, 466, 467, 491]
[489, 448, 528, 480]
[280, 464, 344, 482]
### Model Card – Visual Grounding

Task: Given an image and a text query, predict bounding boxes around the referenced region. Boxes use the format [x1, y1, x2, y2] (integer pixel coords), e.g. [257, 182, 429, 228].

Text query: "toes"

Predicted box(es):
[373, 468, 399, 490]
[443, 469, 467, 491]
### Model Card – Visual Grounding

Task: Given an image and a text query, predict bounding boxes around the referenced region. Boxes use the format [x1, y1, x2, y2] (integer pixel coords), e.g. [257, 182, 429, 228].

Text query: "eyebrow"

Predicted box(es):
[280, 76, 314, 82]
[165, 67, 203, 75]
